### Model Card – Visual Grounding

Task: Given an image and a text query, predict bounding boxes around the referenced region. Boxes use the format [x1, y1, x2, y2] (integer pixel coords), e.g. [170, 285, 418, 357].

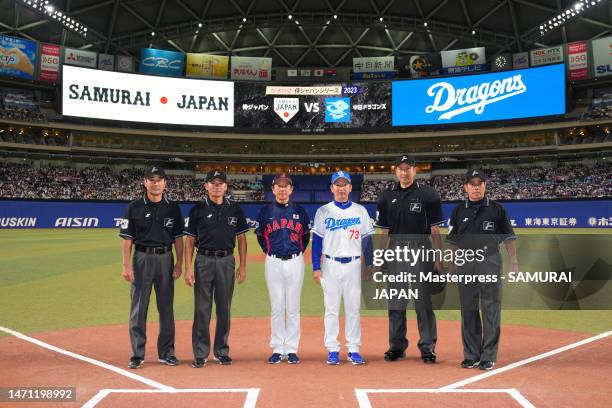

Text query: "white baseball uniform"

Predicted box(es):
[313, 201, 375, 353]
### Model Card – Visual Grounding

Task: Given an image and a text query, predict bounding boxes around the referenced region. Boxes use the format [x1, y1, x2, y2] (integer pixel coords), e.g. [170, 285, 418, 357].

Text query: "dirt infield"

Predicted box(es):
[0, 317, 610, 407]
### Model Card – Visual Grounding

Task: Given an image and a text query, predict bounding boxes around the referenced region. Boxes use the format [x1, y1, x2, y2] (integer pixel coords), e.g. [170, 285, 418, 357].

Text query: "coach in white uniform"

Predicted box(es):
[312, 171, 375, 365]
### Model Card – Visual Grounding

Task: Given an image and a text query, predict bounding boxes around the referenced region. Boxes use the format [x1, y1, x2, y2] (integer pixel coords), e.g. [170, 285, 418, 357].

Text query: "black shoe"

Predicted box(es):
[192, 358, 207, 368]
[158, 355, 180, 366]
[128, 357, 144, 369]
[383, 349, 406, 362]
[421, 351, 436, 364]
[479, 361, 495, 370]
[460, 359, 480, 369]
[287, 353, 300, 364]
[214, 355, 233, 365]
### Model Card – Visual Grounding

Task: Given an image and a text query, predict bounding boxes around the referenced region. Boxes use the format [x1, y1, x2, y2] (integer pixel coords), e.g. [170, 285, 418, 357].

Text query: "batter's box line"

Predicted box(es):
[354, 388, 535, 408]
[82, 388, 261, 408]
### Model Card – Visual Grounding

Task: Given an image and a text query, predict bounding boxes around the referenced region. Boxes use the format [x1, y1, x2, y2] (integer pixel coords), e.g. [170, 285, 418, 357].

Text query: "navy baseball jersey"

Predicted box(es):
[255, 202, 311, 256]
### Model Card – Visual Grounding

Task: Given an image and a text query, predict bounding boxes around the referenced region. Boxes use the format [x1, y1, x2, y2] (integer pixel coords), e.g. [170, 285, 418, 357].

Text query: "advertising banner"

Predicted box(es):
[235, 82, 391, 131]
[1, 200, 609, 229]
[491, 53, 512, 71]
[185, 53, 228, 79]
[352, 56, 394, 73]
[0, 34, 37, 80]
[512, 52, 529, 69]
[39, 43, 60, 82]
[116, 55, 133, 72]
[441, 47, 486, 68]
[139, 48, 184, 77]
[62, 65, 234, 127]
[98, 53, 115, 71]
[230, 56, 271, 81]
[392, 64, 566, 126]
[592, 35, 612, 77]
[530, 46, 563, 66]
[63, 47, 97, 68]
[568, 41, 589, 81]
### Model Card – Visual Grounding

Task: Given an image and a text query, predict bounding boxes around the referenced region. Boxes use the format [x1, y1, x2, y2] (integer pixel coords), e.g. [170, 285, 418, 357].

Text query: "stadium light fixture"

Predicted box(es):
[540, 0, 603, 36]
[288, 14, 293, 20]
[19, 0, 90, 38]
[423, 21, 428, 27]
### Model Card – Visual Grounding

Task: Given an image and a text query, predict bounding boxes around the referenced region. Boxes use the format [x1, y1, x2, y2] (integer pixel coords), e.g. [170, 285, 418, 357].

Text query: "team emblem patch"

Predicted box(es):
[274, 98, 299, 123]
[293, 214, 300, 220]
[164, 218, 174, 228]
[120, 219, 129, 229]
[482, 221, 494, 231]
[228, 217, 238, 226]
[409, 202, 422, 213]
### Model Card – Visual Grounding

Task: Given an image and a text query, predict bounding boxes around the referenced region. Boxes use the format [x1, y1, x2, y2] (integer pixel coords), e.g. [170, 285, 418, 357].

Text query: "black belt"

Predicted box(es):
[135, 245, 172, 254]
[325, 255, 360, 264]
[269, 253, 301, 260]
[200, 249, 230, 257]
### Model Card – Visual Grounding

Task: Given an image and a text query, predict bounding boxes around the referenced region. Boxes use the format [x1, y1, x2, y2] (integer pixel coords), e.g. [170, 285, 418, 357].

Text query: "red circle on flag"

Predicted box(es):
[160, 97, 168, 104]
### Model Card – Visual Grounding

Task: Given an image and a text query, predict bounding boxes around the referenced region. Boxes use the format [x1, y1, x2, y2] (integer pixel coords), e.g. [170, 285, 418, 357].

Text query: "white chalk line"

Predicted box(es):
[0, 325, 173, 391]
[81, 388, 261, 408]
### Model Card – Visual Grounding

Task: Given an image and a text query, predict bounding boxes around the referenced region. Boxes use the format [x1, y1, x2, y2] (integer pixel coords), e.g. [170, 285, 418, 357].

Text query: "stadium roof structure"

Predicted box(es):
[1, 0, 612, 68]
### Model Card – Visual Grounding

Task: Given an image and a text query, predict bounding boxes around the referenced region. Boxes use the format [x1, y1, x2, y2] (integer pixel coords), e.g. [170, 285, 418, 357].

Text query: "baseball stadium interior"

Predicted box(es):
[1, 0, 612, 407]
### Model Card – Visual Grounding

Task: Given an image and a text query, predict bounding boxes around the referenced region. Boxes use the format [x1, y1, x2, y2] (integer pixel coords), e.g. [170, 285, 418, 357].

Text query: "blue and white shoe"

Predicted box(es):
[327, 351, 340, 365]
[268, 353, 283, 364]
[287, 353, 300, 364]
[348, 352, 366, 365]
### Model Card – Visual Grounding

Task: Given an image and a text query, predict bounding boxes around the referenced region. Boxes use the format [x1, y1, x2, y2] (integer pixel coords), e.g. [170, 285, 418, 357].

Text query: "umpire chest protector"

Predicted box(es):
[376, 182, 445, 235]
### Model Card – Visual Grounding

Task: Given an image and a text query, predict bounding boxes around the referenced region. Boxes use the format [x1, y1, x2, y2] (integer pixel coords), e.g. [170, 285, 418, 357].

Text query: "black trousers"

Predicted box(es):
[129, 251, 175, 360]
[458, 253, 503, 362]
[192, 254, 236, 359]
[387, 259, 437, 354]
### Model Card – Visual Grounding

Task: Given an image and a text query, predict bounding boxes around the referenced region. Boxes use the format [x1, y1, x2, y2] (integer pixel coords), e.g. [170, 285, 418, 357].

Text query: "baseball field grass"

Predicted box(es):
[1, 228, 611, 336]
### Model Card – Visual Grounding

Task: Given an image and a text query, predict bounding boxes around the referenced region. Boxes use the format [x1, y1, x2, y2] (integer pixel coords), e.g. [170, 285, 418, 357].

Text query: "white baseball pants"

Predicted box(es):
[321, 256, 362, 353]
[264, 254, 305, 354]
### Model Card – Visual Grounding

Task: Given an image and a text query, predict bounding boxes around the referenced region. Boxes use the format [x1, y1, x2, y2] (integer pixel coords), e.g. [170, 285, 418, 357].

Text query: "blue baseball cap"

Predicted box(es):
[330, 170, 351, 184]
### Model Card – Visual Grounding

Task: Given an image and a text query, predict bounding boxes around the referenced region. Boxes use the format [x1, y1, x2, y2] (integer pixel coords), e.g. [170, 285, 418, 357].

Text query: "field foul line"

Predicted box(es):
[81, 388, 261, 408]
[354, 388, 535, 408]
[0, 325, 174, 392]
[441, 329, 612, 390]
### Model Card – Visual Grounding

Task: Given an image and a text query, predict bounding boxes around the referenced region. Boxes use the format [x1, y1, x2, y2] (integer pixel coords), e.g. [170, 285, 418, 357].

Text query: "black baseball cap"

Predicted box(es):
[395, 154, 416, 166]
[272, 172, 293, 185]
[464, 169, 486, 183]
[145, 165, 166, 179]
[205, 169, 227, 183]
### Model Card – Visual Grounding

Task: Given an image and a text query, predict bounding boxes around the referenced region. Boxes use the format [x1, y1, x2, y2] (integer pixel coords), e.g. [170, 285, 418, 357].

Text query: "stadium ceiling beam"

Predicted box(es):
[508, 0, 522, 52]
[557, 0, 568, 45]
[256, 28, 292, 66]
[120, 1, 184, 53]
[188, 0, 213, 53]
[0, 21, 36, 41]
[105, 0, 122, 54]
[413, 0, 437, 52]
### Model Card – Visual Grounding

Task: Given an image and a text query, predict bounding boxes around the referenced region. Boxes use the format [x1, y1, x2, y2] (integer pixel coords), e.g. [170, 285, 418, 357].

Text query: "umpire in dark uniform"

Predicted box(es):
[184, 170, 249, 368]
[447, 169, 518, 371]
[119, 166, 184, 369]
[375, 154, 445, 364]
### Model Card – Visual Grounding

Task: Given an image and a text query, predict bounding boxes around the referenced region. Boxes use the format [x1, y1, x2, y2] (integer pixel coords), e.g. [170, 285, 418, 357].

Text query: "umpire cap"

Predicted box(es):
[206, 169, 227, 183]
[145, 165, 166, 179]
[395, 154, 416, 166]
[464, 169, 486, 183]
